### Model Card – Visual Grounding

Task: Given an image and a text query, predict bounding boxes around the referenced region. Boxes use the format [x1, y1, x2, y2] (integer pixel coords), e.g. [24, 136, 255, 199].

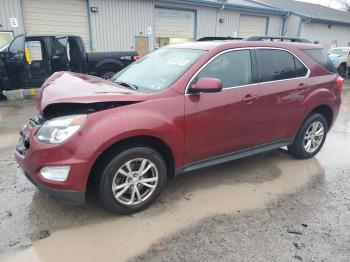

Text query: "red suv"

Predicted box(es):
[15, 38, 343, 214]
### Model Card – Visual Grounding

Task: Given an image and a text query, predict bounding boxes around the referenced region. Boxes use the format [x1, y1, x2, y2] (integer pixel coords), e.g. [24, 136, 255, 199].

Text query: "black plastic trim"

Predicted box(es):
[175, 139, 293, 175]
[22, 170, 85, 205]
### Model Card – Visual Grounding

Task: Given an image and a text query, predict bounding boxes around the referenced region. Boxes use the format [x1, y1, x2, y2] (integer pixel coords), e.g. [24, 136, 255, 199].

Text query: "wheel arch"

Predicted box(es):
[87, 135, 175, 190]
[95, 59, 123, 74]
[308, 104, 333, 129]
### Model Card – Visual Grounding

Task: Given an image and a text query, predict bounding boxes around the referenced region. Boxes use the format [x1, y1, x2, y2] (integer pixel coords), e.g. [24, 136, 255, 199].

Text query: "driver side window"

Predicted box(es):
[196, 50, 252, 88]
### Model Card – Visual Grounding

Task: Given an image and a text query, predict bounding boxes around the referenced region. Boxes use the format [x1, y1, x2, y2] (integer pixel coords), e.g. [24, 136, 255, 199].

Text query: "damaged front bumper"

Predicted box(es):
[18, 167, 85, 205]
[14, 116, 89, 205]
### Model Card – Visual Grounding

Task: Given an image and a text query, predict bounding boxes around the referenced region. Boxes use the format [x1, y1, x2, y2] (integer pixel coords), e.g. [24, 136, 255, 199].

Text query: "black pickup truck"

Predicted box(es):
[0, 33, 138, 98]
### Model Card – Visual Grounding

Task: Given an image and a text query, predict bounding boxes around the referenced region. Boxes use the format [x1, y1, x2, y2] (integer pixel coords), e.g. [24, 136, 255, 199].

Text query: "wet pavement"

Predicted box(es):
[0, 82, 349, 261]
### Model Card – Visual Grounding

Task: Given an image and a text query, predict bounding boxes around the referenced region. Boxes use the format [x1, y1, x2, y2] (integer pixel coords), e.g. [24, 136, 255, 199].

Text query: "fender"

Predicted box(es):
[297, 86, 338, 131]
[73, 97, 185, 188]
[94, 58, 124, 72]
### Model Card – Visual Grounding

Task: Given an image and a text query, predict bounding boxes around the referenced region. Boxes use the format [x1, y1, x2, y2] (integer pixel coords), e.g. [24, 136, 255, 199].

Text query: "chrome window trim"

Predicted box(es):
[185, 47, 311, 95]
[254, 47, 311, 85]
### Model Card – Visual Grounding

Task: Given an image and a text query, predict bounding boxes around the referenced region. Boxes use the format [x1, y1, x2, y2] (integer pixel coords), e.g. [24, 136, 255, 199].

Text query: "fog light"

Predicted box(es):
[40, 166, 70, 182]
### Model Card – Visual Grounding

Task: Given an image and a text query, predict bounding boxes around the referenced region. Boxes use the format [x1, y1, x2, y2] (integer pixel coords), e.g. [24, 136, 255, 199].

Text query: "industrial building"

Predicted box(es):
[1, 0, 350, 54]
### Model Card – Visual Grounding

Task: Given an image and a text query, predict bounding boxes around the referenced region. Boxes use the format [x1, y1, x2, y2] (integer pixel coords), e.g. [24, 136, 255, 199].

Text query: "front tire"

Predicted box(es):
[99, 147, 167, 214]
[288, 113, 328, 159]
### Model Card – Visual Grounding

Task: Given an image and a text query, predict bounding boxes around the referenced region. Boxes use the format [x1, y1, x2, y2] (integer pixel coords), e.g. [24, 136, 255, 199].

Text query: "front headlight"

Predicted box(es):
[36, 115, 87, 144]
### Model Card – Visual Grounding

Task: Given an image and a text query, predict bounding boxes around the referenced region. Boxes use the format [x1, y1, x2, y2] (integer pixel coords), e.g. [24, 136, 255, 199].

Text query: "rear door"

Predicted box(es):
[254, 48, 310, 144]
[51, 36, 69, 72]
[184, 49, 260, 164]
[6, 34, 31, 89]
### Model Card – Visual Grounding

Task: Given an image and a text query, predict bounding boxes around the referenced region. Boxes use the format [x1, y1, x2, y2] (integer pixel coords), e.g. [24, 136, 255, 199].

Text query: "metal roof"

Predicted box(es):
[249, 0, 350, 25]
[174, 0, 288, 15]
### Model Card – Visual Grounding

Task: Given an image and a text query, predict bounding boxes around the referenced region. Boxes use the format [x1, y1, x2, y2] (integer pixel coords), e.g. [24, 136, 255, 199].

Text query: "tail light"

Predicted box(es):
[133, 55, 140, 61]
[336, 75, 344, 94]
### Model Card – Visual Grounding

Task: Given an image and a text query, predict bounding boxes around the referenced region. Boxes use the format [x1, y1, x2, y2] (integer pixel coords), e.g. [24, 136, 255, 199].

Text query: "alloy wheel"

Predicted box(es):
[111, 158, 159, 205]
[303, 121, 324, 153]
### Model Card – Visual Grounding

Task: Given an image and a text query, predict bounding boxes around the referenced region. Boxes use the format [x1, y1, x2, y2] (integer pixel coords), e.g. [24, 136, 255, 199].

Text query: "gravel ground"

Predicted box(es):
[135, 169, 350, 262]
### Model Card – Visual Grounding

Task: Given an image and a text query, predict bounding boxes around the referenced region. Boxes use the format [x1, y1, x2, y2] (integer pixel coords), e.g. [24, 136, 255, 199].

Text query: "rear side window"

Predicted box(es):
[256, 49, 308, 82]
[197, 50, 252, 88]
[303, 48, 337, 73]
[295, 59, 308, 77]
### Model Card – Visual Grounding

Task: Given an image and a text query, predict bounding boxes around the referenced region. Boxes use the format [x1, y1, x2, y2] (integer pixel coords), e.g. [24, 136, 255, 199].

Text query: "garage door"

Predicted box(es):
[239, 15, 267, 38]
[22, 0, 91, 50]
[155, 8, 195, 48]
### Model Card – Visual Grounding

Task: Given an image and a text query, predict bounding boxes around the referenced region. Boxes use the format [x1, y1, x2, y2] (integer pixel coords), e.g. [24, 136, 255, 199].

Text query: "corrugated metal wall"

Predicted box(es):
[89, 0, 283, 52]
[215, 9, 240, 37]
[89, 0, 154, 51]
[283, 14, 301, 37]
[267, 14, 282, 36]
[0, 0, 24, 35]
[302, 22, 350, 48]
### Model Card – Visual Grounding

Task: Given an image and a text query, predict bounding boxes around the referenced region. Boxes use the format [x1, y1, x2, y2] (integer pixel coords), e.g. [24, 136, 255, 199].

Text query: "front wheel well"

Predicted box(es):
[87, 135, 175, 190]
[309, 105, 333, 128]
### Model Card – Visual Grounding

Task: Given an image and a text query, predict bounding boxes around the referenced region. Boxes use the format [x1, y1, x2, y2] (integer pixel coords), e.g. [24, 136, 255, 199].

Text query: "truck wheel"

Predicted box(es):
[0, 84, 7, 101]
[99, 147, 167, 214]
[338, 64, 347, 77]
[288, 113, 328, 159]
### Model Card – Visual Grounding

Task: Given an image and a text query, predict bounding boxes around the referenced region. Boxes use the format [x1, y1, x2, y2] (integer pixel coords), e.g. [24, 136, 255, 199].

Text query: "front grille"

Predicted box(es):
[28, 114, 44, 128]
[16, 114, 43, 156]
[16, 132, 30, 156]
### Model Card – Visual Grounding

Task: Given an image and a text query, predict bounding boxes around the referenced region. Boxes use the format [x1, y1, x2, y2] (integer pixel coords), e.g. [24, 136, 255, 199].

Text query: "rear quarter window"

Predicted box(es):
[303, 48, 337, 73]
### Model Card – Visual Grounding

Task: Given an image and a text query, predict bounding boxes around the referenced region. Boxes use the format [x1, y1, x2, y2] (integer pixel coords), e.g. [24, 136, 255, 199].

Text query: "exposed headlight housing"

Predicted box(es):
[36, 115, 87, 144]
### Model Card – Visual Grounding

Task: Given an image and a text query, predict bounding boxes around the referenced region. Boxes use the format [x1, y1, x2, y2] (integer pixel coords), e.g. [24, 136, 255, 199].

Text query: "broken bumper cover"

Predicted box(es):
[19, 167, 85, 205]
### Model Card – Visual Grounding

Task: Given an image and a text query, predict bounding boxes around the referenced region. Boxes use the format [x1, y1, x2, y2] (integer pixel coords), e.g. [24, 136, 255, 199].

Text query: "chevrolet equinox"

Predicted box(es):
[15, 39, 343, 214]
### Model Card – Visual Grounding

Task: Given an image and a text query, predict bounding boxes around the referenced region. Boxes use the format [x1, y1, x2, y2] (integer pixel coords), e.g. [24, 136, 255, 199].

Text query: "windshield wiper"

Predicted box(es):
[114, 81, 138, 90]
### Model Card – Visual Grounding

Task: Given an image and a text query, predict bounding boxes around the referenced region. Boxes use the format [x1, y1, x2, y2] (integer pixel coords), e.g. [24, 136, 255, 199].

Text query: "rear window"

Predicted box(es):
[256, 49, 308, 83]
[303, 49, 337, 73]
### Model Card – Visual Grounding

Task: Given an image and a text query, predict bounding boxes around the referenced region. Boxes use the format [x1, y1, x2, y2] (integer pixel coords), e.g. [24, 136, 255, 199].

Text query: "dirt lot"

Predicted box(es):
[0, 81, 349, 261]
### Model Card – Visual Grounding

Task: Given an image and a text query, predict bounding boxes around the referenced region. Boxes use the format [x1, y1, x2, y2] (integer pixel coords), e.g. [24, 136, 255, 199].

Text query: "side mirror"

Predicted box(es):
[189, 77, 222, 94]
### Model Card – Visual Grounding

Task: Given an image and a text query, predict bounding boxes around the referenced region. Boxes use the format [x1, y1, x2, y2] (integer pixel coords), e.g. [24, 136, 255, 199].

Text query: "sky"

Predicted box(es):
[298, 0, 346, 9]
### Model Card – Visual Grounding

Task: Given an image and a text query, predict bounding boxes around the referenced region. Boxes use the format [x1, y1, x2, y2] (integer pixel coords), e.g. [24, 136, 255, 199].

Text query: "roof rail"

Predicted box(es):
[244, 36, 312, 43]
[197, 36, 243, 41]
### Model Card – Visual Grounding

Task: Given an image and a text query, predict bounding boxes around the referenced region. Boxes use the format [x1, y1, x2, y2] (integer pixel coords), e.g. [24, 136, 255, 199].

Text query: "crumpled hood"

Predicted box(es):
[36, 72, 149, 112]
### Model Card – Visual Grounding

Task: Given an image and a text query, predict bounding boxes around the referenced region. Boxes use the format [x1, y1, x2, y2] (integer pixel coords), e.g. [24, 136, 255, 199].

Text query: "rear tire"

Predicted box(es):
[99, 147, 167, 214]
[288, 113, 328, 159]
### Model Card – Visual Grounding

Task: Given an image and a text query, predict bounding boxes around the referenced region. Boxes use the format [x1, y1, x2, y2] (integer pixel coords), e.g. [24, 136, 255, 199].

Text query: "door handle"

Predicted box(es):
[297, 83, 309, 91]
[242, 94, 258, 104]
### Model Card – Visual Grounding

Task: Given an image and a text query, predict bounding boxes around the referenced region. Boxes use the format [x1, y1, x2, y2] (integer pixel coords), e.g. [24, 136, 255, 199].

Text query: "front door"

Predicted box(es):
[5, 34, 30, 89]
[184, 49, 260, 165]
[51, 36, 69, 72]
[25, 38, 51, 87]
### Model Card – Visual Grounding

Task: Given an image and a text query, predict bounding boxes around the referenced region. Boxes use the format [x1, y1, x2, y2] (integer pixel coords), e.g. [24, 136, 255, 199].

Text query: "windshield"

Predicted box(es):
[327, 48, 350, 56]
[111, 48, 206, 92]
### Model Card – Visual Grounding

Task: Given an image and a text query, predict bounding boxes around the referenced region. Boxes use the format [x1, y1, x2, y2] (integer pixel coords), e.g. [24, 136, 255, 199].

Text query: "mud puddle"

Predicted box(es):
[1, 152, 323, 262]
